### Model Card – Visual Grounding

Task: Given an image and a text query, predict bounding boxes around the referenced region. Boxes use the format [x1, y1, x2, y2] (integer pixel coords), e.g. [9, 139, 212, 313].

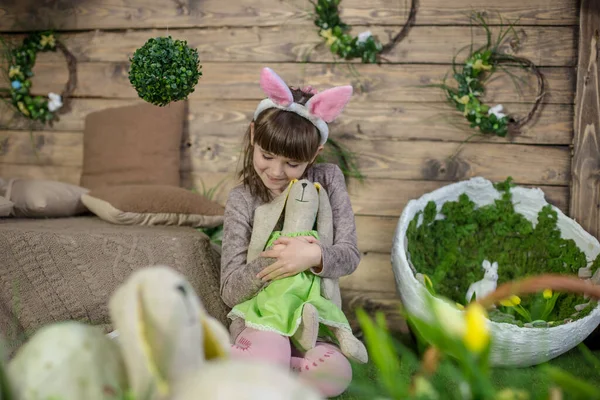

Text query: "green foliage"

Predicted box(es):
[2, 31, 61, 123]
[346, 307, 600, 400]
[437, 13, 539, 137]
[406, 177, 598, 325]
[311, 0, 383, 63]
[128, 36, 201, 106]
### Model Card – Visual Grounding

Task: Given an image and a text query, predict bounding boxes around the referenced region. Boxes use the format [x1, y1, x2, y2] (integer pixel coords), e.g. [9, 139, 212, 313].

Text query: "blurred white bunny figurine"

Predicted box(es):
[465, 260, 499, 303]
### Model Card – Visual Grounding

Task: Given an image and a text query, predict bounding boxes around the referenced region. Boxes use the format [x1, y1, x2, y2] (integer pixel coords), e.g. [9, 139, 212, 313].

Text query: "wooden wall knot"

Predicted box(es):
[422, 157, 468, 181]
[172, 0, 189, 16]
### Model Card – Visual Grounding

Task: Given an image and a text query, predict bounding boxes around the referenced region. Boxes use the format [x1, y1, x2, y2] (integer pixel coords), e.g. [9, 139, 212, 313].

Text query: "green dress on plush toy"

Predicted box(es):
[228, 230, 351, 339]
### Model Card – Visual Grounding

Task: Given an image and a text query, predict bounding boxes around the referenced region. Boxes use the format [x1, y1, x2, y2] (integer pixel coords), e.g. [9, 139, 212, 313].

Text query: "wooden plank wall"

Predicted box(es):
[0, 0, 578, 330]
[571, 0, 600, 240]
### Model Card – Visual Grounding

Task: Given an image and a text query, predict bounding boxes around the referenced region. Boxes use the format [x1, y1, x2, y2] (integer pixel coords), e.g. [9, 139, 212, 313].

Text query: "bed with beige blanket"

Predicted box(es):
[0, 216, 229, 355]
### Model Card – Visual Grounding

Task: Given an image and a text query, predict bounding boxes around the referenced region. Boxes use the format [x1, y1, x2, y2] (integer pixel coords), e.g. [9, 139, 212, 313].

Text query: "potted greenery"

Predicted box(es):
[391, 177, 600, 367]
[350, 274, 600, 399]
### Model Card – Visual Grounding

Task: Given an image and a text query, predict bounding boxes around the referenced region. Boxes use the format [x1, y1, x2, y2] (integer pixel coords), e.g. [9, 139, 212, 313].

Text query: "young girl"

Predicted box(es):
[220, 67, 362, 397]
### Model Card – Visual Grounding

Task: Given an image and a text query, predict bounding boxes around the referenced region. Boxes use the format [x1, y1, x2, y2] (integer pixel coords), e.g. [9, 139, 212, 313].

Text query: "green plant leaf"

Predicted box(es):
[542, 365, 600, 400]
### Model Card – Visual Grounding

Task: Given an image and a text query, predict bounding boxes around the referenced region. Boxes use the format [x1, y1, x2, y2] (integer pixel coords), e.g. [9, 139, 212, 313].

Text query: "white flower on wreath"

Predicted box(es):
[47, 92, 63, 112]
[357, 30, 372, 44]
[488, 104, 506, 119]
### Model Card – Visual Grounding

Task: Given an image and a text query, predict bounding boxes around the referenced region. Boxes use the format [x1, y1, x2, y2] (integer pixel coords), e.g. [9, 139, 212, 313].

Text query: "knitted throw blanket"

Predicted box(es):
[0, 217, 228, 356]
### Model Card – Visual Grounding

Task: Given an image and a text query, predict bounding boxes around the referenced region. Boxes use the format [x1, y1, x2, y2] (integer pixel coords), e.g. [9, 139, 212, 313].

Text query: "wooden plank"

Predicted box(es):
[341, 252, 397, 293]
[0, 131, 571, 185]
[181, 136, 571, 185]
[0, 164, 81, 184]
[0, 131, 83, 167]
[570, 0, 600, 240]
[178, 173, 570, 216]
[0, 100, 573, 146]
[0, 0, 577, 31]
[347, 179, 569, 217]
[6, 26, 575, 67]
[0, 130, 571, 185]
[0, 152, 569, 218]
[356, 216, 398, 253]
[25, 61, 574, 104]
[0, 99, 144, 132]
[340, 289, 407, 335]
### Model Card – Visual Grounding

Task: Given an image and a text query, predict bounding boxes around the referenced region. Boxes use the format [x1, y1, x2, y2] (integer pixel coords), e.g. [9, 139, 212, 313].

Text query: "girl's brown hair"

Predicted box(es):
[239, 87, 322, 202]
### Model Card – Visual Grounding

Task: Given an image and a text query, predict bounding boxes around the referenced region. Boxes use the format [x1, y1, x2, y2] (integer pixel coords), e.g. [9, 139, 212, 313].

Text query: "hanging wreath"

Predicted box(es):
[312, 0, 418, 63]
[3, 31, 77, 125]
[439, 14, 545, 137]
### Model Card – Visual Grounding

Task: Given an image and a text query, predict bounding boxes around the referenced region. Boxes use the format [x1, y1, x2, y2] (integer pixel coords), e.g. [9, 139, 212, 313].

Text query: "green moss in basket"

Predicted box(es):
[406, 177, 599, 326]
[128, 36, 201, 106]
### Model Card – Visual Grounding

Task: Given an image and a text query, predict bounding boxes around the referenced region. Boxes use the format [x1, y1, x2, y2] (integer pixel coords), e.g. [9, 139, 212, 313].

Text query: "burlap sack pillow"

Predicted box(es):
[81, 185, 224, 228]
[3, 178, 88, 218]
[80, 101, 185, 189]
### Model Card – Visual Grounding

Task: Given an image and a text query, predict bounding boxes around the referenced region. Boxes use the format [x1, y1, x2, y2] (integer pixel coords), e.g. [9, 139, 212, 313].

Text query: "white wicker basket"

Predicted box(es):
[391, 177, 600, 367]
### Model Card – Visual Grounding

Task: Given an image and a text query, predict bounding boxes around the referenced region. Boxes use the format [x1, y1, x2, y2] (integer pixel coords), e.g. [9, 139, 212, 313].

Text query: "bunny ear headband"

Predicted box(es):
[254, 67, 353, 146]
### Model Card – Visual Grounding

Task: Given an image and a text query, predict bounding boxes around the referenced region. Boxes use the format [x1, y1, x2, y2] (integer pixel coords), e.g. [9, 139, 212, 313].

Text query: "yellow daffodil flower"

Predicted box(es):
[499, 295, 521, 307]
[40, 34, 56, 48]
[319, 29, 338, 47]
[8, 65, 21, 79]
[455, 95, 470, 105]
[453, 95, 471, 115]
[17, 102, 30, 116]
[472, 59, 492, 71]
[543, 289, 553, 299]
[463, 303, 490, 353]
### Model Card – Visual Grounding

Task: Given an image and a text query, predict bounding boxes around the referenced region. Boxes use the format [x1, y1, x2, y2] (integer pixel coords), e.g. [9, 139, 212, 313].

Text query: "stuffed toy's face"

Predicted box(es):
[282, 179, 319, 233]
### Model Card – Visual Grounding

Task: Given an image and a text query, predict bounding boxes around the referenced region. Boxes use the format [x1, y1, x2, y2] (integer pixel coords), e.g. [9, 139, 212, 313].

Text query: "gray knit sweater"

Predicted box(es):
[220, 163, 361, 309]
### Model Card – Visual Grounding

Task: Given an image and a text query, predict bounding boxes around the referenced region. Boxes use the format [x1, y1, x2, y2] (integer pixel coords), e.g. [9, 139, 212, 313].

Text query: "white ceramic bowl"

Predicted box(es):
[391, 177, 600, 367]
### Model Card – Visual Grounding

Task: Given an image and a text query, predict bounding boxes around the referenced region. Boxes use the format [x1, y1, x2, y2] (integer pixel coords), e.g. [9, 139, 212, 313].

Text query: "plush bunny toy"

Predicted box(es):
[228, 179, 368, 364]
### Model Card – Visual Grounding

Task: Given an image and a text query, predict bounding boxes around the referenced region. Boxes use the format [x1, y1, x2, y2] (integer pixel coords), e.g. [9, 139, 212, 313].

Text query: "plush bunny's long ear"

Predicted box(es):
[305, 85, 353, 123]
[259, 67, 293, 107]
[314, 183, 333, 247]
[246, 180, 297, 262]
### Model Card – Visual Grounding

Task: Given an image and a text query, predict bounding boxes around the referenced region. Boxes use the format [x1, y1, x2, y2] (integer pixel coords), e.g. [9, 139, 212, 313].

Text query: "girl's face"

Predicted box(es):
[252, 144, 311, 195]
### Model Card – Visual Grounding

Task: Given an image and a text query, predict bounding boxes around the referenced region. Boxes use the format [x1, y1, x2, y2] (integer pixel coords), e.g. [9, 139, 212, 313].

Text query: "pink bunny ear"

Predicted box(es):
[260, 67, 293, 107]
[305, 85, 353, 123]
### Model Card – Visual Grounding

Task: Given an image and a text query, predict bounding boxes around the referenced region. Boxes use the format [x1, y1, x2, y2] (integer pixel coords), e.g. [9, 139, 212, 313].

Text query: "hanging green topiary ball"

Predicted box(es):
[128, 36, 201, 106]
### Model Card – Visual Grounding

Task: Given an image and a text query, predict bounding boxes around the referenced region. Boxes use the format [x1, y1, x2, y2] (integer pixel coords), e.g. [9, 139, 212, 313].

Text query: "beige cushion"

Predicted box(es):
[0, 197, 13, 217]
[3, 179, 88, 218]
[80, 101, 185, 190]
[81, 184, 224, 228]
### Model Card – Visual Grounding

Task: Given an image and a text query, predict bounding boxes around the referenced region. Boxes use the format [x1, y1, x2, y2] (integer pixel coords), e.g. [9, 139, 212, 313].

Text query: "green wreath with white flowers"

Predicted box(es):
[438, 14, 544, 138]
[311, 0, 418, 63]
[2, 31, 77, 125]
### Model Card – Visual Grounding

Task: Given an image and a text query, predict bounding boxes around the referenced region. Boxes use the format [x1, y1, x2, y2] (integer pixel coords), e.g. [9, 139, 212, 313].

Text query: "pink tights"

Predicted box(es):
[231, 327, 353, 397]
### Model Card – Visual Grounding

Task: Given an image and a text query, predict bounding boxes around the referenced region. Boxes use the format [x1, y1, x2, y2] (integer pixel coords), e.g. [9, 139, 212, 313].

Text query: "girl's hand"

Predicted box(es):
[257, 236, 322, 282]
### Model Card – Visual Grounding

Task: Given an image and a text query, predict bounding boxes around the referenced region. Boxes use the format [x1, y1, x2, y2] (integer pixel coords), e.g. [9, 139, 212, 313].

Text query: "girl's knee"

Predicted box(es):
[231, 328, 291, 367]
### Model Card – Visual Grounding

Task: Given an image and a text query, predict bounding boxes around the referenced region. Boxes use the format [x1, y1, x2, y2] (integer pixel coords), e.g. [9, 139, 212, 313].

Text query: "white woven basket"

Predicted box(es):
[391, 177, 600, 367]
